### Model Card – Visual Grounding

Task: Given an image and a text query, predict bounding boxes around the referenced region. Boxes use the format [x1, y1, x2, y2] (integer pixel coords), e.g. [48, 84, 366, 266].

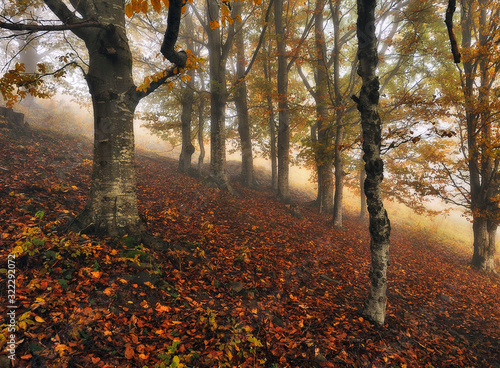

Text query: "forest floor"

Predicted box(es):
[0, 127, 499, 368]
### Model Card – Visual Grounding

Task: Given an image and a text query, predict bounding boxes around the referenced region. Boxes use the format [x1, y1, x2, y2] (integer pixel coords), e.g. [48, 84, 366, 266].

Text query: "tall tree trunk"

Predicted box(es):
[486, 220, 497, 270]
[3, 0, 186, 240]
[19, 34, 40, 109]
[332, 0, 345, 227]
[274, 0, 290, 201]
[332, 122, 344, 226]
[70, 2, 142, 236]
[198, 96, 205, 176]
[314, 0, 334, 213]
[460, 0, 497, 271]
[355, 0, 391, 326]
[234, 5, 255, 187]
[178, 15, 195, 173]
[263, 41, 278, 190]
[206, 0, 232, 190]
[178, 70, 195, 173]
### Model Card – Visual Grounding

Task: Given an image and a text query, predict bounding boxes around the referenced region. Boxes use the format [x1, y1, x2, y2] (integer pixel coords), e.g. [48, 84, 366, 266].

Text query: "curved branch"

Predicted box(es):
[228, 0, 274, 94]
[132, 63, 185, 101]
[445, 0, 461, 63]
[160, 0, 187, 68]
[0, 20, 106, 32]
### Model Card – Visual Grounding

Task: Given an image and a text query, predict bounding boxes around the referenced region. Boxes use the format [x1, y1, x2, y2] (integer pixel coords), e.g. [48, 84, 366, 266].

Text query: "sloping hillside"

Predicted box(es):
[0, 127, 499, 368]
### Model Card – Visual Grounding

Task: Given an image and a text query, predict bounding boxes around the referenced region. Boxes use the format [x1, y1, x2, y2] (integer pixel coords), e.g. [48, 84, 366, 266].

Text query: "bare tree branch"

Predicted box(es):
[228, 0, 274, 94]
[0, 20, 105, 32]
[160, 0, 187, 68]
[445, 0, 461, 63]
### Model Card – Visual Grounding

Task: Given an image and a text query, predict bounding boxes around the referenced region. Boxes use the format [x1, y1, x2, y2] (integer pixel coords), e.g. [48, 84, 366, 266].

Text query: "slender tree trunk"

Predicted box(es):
[206, 0, 231, 190]
[355, 0, 391, 326]
[234, 7, 255, 187]
[486, 220, 497, 270]
[332, 122, 344, 226]
[19, 34, 40, 108]
[198, 96, 205, 176]
[311, 122, 321, 204]
[178, 69, 195, 173]
[274, 0, 290, 201]
[460, 0, 497, 271]
[269, 104, 278, 191]
[263, 42, 278, 190]
[178, 15, 195, 173]
[332, 0, 345, 227]
[314, 0, 334, 213]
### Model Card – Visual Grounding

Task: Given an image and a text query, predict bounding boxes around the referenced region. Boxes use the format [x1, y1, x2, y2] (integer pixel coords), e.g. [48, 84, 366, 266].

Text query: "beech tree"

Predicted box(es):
[354, 0, 391, 325]
[189, 0, 237, 190]
[274, 0, 290, 201]
[457, 0, 499, 272]
[178, 12, 196, 174]
[0, 0, 187, 239]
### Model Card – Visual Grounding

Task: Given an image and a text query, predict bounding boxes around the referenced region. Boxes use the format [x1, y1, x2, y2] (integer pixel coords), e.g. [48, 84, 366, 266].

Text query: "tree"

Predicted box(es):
[314, 0, 334, 214]
[231, 0, 273, 188]
[353, 0, 391, 325]
[234, 10, 255, 187]
[447, 0, 499, 272]
[275, 0, 290, 201]
[178, 12, 196, 174]
[198, 0, 236, 190]
[262, 38, 278, 190]
[0, 0, 187, 238]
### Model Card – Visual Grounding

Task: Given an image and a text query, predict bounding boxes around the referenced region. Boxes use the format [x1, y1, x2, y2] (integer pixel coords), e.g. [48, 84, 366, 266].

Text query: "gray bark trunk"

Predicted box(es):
[178, 15, 195, 173]
[2, 0, 186, 239]
[274, 0, 290, 201]
[198, 96, 205, 176]
[73, 1, 142, 236]
[206, 0, 232, 190]
[461, 0, 497, 272]
[332, 122, 344, 227]
[234, 8, 255, 187]
[315, 0, 334, 213]
[332, 0, 345, 227]
[178, 70, 195, 173]
[472, 217, 496, 271]
[355, 0, 391, 326]
[263, 41, 278, 191]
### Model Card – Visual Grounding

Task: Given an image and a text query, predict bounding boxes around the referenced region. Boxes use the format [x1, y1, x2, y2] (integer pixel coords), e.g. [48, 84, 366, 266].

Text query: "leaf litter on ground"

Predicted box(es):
[0, 128, 499, 367]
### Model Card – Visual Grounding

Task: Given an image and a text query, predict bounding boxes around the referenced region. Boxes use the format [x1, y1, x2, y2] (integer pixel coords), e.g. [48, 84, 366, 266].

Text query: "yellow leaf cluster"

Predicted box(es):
[125, 0, 166, 18]
[210, 19, 220, 30]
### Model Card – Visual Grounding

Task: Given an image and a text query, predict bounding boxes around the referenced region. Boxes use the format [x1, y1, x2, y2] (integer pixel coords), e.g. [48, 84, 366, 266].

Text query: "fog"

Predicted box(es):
[15, 95, 474, 254]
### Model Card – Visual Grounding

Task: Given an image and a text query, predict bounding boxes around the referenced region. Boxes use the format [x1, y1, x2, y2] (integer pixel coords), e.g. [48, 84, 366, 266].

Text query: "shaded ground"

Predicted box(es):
[0, 128, 499, 368]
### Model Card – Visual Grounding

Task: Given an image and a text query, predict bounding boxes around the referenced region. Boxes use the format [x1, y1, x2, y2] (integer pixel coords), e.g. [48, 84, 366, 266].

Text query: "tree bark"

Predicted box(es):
[355, 0, 391, 326]
[178, 14, 195, 174]
[67, 1, 142, 236]
[178, 75, 195, 173]
[263, 41, 278, 191]
[314, 0, 334, 214]
[234, 4, 255, 187]
[207, 0, 228, 188]
[197, 96, 206, 176]
[359, 164, 367, 219]
[332, 0, 345, 227]
[2, 0, 186, 240]
[460, 0, 497, 272]
[274, 0, 290, 201]
[206, 0, 234, 191]
[332, 121, 344, 226]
